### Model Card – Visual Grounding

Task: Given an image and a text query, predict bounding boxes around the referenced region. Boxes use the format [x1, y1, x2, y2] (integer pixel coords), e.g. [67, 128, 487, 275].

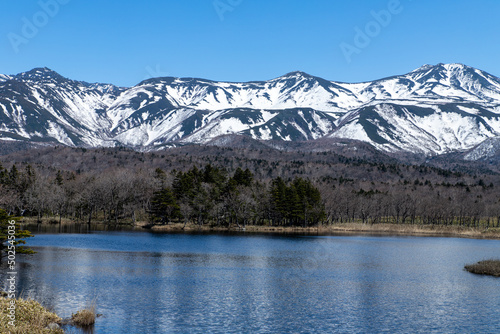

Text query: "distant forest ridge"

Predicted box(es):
[0, 145, 499, 229]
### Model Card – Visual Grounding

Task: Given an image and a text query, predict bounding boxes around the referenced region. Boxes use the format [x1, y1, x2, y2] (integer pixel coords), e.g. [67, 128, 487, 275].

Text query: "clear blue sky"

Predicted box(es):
[1, 0, 499, 87]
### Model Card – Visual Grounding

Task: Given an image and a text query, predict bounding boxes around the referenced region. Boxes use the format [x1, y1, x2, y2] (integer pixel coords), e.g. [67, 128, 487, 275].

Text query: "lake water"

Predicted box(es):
[2, 231, 500, 333]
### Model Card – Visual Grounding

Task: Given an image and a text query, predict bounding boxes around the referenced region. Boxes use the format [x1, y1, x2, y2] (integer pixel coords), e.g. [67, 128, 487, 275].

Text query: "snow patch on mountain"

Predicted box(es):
[2, 64, 500, 159]
[464, 136, 500, 161]
[0, 75, 11, 83]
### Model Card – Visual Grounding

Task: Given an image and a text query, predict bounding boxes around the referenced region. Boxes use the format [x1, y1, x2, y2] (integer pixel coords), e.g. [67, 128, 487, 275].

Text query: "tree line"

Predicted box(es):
[0, 163, 326, 228]
[1, 154, 500, 229]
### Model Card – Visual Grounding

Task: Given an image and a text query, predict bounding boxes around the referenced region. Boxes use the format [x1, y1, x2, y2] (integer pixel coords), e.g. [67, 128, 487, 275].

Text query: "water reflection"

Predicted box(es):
[2, 233, 500, 333]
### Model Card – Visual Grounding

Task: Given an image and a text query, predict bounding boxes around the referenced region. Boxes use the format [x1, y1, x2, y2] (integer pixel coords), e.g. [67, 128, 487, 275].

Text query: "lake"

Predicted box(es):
[2, 231, 500, 333]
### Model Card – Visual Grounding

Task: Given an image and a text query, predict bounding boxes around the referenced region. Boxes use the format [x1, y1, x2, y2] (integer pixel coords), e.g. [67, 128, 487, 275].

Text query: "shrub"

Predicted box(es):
[0, 296, 63, 334]
[71, 300, 96, 327]
[465, 259, 500, 277]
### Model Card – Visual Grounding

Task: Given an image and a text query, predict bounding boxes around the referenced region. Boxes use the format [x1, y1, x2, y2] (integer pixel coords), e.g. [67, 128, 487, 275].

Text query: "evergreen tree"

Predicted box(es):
[232, 168, 253, 187]
[270, 177, 288, 224]
[55, 170, 64, 186]
[203, 164, 227, 186]
[270, 177, 325, 226]
[8, 165, 19, 187]
[154, 168, 167, 188]
[0, 209, 35, 260]
[150, 188, 181, 224]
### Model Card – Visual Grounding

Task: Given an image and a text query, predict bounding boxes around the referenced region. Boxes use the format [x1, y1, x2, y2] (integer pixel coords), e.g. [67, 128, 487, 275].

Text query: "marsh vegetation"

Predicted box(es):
[465, 260, 500, 277]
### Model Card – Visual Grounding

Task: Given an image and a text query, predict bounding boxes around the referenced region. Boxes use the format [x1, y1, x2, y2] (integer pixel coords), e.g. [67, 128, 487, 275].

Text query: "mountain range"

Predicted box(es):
[2, 63, 500, 160]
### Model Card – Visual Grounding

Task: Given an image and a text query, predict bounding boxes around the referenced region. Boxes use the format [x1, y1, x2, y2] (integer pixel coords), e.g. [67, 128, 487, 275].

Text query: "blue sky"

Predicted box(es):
[1, 0, 499, 87]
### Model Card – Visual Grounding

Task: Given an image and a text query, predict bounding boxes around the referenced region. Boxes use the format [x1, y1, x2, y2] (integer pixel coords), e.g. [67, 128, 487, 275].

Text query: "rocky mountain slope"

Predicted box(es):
[1, 64, 500, 159]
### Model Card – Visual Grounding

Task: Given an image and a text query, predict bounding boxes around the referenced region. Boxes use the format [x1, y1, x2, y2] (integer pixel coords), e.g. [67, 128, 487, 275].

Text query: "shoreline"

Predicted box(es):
[148, 222, 500, 240]
[20, 219, 500, 240]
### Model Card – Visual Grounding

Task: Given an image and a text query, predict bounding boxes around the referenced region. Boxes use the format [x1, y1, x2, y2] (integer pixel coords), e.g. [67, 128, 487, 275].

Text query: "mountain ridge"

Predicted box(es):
[1, 63, 500, 160]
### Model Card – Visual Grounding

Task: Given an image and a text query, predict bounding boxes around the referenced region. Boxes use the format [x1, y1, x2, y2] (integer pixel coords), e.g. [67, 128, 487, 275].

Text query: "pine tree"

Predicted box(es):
[270, 177, 288, 224]
[0, 209, 35, 260]
[55, 170, 64, 186]
[8, 165, 19, 187]
[232, 168, 253, 187]
[154, 168, 167, 188]
[150, 188, 181, 224]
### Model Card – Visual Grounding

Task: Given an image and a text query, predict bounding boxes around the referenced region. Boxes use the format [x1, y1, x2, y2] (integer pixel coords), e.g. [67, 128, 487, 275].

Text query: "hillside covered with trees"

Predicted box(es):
[0, 145, 499, 229]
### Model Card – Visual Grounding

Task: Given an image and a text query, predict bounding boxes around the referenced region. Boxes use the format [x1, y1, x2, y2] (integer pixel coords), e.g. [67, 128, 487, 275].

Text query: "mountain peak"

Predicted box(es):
[280, 71, 314, 79]
[16, 67, 65, 81]
[412, 63, 470, 73]
[25, 67, 59, 75]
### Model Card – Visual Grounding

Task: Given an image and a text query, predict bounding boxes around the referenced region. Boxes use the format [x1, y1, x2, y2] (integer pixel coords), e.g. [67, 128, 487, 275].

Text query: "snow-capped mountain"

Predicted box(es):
[0, 74, 11, 82]
[1, 64, 500, 158]
[0, 68, 124, 147]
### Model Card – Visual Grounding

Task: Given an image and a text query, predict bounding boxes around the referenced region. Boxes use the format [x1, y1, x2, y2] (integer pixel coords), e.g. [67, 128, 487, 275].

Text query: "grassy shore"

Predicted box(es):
[20, 216, 500, 239]
[0, 296, 63, 334]
[0, 295, 99, 333]
[149, 222, 500, 239]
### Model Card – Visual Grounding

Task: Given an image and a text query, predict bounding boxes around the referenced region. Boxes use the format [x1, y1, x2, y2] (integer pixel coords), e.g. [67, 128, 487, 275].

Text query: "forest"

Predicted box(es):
[0, 144, 499, 229]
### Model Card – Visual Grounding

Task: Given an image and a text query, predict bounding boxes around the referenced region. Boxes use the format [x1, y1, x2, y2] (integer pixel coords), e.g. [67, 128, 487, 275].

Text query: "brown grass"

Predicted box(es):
[0, 296, 63, 334]
[149, 222, 500, 239]
[465, 259, 500, 277]
[71, 298, 96, 327]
